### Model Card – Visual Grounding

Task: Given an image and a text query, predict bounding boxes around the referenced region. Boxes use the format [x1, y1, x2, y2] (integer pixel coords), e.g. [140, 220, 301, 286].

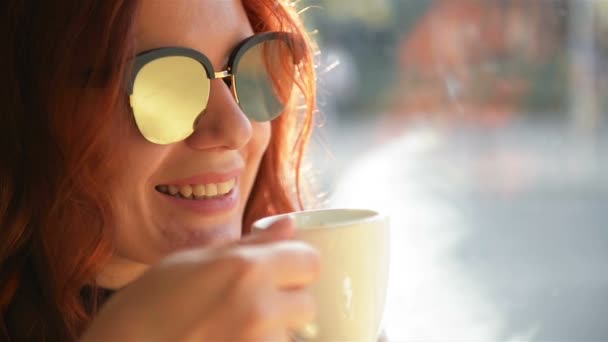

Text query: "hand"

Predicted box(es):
[80, 217, 321, 342]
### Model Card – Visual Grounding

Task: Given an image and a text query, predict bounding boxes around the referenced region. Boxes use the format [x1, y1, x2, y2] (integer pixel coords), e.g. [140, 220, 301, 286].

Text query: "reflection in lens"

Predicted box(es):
[234, 38, 296, 122]
[131, 56, 209, 144]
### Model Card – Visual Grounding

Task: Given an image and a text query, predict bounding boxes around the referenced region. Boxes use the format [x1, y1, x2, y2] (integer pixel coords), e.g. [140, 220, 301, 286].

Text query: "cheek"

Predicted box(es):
[106, 114, 174, 259]
[113, 110, 168, 186]
[249, 121, 271, 158]
[240, 121, 271, 200]
[107, 108, 171, 219]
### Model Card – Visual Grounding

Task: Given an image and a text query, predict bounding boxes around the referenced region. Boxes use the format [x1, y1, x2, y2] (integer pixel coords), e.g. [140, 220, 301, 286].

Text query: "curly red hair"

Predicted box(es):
[0, 0, 316, 340]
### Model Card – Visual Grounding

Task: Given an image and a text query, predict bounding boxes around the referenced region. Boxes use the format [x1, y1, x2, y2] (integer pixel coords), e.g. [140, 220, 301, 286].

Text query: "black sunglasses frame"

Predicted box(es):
[127, 31, 304, 106]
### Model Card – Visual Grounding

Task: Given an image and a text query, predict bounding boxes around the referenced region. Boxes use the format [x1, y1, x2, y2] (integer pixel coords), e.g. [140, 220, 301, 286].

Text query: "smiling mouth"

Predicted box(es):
[155, 178, 236, 200]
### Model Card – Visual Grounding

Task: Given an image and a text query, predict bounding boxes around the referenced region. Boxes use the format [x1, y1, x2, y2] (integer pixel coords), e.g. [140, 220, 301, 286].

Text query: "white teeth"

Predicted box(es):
[217, 180, 233, 195]
[205, 183, 218, 196]
[168, 185, 179, 195]
[157, 178, 236, 200]
[193, 184, 206, 198]
[179, 185, 193, 198]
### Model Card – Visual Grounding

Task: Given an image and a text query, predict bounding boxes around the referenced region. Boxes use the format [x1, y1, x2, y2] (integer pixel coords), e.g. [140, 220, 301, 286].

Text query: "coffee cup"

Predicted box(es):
[252, 208, 390, 342]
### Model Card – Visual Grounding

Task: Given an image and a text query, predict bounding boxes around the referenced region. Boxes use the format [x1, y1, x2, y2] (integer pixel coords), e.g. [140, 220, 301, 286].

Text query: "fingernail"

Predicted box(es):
[291, 322, 318, 341]
[267, 216, 296, 237]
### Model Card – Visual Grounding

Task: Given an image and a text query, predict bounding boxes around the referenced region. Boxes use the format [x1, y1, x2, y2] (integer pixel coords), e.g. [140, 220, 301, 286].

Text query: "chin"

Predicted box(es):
[160, 221, 242, 252]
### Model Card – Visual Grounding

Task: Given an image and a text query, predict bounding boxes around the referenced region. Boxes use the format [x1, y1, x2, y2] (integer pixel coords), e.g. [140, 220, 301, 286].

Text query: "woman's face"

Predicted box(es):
[100, 0, 270, 285]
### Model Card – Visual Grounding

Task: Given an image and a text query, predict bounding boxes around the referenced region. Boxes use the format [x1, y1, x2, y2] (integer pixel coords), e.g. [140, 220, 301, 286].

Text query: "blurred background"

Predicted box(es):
[300, 0, 608, 341]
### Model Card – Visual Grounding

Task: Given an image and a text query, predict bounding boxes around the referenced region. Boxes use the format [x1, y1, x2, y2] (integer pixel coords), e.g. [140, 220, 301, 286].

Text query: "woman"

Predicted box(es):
[0, 0, 319, 340]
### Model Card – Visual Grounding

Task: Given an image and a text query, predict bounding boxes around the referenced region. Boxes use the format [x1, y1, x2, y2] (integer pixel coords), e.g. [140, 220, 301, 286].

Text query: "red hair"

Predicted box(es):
[0, 0, 316, 340]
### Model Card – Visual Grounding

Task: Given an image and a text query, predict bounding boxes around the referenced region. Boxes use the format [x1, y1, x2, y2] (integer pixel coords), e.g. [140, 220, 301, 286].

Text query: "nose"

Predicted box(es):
[185, 79, 253, 150]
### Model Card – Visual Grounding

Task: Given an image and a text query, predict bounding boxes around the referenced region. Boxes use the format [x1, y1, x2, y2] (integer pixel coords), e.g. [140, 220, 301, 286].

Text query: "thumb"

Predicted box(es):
[242, 215, 296, 245]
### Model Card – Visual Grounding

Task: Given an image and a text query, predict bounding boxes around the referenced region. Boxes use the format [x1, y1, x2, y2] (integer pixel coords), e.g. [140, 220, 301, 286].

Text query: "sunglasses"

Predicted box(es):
[127, 32, 305, 144]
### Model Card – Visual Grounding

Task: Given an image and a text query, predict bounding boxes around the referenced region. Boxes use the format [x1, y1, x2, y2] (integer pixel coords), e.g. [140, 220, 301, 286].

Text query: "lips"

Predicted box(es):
[155, 169, 242, 214]
[155, 178, 236, 200]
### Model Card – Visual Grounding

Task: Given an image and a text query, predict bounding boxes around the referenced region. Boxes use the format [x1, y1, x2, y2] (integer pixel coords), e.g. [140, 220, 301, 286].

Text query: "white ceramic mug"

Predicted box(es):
[252, 208, 390, 342]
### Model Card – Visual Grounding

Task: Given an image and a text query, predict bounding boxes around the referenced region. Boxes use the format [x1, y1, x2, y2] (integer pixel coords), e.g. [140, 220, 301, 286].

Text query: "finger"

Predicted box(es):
[259, 332, 290, 342]
[210, 216, 295, 252]
[264, 241, 321, 288]
[242, 216, 296, 245]
[278, 288, 317, 332]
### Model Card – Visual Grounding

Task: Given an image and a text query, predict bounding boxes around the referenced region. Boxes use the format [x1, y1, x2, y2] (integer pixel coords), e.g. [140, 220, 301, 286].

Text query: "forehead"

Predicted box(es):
[134, 0, 254, 64]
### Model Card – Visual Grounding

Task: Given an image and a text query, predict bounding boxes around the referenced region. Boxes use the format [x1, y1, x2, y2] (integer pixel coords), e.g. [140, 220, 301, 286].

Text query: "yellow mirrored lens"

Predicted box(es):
[235, 38, 296, 122]
[131, 56, 209, 144]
